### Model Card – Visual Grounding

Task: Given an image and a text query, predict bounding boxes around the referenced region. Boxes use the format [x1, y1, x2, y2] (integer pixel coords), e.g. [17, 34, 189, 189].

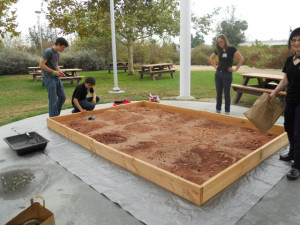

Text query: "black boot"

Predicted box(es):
[279, 154, 293, 162]
[287, 168, 300, 180]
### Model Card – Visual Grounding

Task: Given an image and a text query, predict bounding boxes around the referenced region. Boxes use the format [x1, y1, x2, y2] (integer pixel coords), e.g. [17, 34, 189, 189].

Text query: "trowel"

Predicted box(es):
[88, 111, 95, 120]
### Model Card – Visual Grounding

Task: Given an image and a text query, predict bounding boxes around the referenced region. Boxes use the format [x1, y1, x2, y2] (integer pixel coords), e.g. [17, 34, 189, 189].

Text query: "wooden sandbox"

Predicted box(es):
[47, 101, 288, 205]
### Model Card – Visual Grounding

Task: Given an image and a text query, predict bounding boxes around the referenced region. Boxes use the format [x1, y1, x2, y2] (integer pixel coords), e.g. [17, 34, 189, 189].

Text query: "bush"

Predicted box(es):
[264, 47, 292, 69]
[239, 45, 292, 69]
[191, 45, 214, 65]
[60, 49, 106, 71]
[133, 40, 179, 64]
[0, 48, 39, 75]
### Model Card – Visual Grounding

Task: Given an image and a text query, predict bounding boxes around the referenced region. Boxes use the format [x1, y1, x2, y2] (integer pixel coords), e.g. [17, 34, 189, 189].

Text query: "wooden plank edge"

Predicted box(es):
[48, 115, 202, 205]
[47, 100, 287, 205]
[47, 118, 95, 152]
[200, 132, 288, 204]
[49, 101, 284, 135]
[92, 140, 202, 205]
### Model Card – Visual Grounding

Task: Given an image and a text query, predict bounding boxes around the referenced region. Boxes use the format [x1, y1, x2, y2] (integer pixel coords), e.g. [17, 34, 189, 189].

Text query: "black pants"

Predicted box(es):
[284, 103, 300, 169]
[72, 96, 100, 112]
[215, 71, 232, 112]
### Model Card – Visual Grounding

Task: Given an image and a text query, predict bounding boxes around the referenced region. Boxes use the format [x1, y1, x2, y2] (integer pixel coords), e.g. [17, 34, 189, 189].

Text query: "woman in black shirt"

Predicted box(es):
[270, 27, 300, 180]
[210, 34, 244, 114]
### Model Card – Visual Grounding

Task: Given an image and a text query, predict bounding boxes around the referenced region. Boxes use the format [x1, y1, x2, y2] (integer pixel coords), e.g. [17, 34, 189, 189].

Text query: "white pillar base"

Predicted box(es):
[109, 88, 125, 94]
[175, 95, 196, 100]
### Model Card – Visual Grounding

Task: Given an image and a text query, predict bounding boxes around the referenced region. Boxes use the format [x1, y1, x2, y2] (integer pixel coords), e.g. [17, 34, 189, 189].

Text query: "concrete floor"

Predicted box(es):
[1, 101, 299, 225]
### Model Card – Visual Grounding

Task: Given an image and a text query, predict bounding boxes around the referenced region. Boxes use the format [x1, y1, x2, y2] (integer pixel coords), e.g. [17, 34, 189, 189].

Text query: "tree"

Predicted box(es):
[28, 25, 58, 53]
[0, 0, 20, 39]
[192, 8, 220, 46]
[214, 6, 248, 46]
[44, 0, 180, 75]
[191, 32, 204, 48]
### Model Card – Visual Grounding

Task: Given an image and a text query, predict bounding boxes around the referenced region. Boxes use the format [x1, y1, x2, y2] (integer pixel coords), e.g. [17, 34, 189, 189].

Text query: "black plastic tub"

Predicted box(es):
[4, 132, 49, 156]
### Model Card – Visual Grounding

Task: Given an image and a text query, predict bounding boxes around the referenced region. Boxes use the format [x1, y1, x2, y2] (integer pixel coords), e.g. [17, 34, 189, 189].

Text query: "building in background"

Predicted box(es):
[241, 39, 288, 46]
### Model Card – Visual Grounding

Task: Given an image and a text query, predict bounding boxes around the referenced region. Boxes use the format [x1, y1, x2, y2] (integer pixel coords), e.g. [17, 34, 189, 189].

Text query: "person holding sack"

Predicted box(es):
[270, 27, 300, 180]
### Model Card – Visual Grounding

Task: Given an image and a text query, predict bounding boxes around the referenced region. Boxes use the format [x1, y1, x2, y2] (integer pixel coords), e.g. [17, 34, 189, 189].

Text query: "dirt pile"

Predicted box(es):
[61, 106, 277, 185]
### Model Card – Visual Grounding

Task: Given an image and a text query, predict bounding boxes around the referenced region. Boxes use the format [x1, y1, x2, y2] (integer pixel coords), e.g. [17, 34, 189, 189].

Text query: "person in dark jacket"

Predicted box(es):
[72, 77, 100, 113]
[209, 34, 244, 115]
[270, 27, 300, 180]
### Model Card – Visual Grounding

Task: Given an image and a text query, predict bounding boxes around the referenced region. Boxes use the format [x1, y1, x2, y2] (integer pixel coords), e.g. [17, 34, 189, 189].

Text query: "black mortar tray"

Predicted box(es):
[4, 132, 49, 155]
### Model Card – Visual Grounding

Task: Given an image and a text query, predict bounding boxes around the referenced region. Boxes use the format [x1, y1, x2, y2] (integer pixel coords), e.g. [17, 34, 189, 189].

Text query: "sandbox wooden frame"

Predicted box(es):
[47, 101, 288, 206]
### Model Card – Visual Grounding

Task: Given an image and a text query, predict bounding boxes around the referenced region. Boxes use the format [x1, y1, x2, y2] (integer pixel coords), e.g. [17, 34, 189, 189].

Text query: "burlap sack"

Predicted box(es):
[244, 93, 283, 132]
[6, 195, 55, 225]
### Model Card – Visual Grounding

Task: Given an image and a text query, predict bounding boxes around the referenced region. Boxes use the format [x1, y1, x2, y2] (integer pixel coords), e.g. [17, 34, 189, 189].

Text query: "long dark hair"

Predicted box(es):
[215, 34, 229, 54]
[288, 27, 300, 49]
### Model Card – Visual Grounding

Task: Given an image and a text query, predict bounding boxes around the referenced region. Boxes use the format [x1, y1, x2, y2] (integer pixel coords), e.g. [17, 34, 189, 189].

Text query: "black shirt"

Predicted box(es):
[214, 46, 237, 72]
[72, 83, 94, 104]
[283, 55, 300, 105]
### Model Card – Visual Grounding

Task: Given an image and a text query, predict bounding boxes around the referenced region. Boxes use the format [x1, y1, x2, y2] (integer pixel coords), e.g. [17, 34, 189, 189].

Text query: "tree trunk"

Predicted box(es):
[127, 38, 135, 75]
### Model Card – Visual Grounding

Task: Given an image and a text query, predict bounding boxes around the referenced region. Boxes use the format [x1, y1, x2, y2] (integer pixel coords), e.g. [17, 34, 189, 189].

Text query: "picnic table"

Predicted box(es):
[107, 62, 128, 73]
[138, 63, 175, 80]
[28, 67, 84, 85]
[28, 66, 64, 81]
[231, 73, 286, 106]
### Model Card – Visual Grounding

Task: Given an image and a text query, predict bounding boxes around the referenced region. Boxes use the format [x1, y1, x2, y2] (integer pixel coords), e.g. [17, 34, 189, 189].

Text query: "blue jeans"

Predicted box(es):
[43, 76, 66, 117]
[72, 96, 100, 112]
[215, 71, 233, 112]
[284, 104, 300, 169]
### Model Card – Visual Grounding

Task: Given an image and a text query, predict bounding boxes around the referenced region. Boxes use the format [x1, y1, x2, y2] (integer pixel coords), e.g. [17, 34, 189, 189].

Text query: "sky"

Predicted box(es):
[13, 0, 299, 45]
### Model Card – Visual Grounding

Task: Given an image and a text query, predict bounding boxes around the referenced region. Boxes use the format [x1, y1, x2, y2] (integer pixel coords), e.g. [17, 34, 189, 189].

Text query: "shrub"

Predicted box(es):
[239, 45, 292, 69]
[133, 40, 179, 64]
[0, 48, 39, 75]
[60, 49, 106, 71]
[264, 47, 292, 69]
[191, 45, 214, 65]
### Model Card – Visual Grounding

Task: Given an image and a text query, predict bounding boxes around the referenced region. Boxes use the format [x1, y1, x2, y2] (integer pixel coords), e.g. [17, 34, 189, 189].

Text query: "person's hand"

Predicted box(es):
[269, 91, 276, 102]
[56, 71, 65, 77]
[228, 67, 234, 72]
[80, 109, 87, 113]
[92, 100, 96, 105]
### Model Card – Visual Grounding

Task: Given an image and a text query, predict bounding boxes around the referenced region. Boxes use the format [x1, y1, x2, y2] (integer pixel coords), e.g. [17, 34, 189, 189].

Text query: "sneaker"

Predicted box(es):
[225, 112, 230, 115]
[287, 168, 300, 180]
[72, 109, 79, 113]
[215, 110, 221, 113]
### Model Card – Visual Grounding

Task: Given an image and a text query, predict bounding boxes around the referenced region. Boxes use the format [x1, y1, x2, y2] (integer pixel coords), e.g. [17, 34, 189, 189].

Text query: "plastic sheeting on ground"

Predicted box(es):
[13, 119, 290, 225]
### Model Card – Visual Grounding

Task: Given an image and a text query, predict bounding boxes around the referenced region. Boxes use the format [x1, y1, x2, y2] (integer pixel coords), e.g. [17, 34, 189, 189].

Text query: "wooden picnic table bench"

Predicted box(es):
[232, 73, 286, 106]
[28, 66, 64, 81]
[36, 75, 85, 86]
[32, 68, 83, 85]
[107, 62, 129, 73]
[138, 63, 175, 80]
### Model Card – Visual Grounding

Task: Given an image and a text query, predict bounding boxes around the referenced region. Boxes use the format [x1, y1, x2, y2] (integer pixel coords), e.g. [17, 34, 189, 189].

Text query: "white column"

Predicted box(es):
[177, 0, 194, 99]
[109, 0, 124, 93]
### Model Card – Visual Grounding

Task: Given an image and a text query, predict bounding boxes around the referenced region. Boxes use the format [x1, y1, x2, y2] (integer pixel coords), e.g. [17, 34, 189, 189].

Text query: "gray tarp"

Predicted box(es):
[12, 119, 289, 225]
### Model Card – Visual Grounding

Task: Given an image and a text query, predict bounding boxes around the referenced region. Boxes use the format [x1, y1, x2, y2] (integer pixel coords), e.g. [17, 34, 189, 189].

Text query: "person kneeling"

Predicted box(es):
[72, 77, 100, 113]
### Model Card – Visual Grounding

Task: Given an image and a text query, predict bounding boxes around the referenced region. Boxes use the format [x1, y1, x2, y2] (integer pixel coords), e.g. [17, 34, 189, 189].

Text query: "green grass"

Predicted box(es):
[0, 70, 259, 127]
